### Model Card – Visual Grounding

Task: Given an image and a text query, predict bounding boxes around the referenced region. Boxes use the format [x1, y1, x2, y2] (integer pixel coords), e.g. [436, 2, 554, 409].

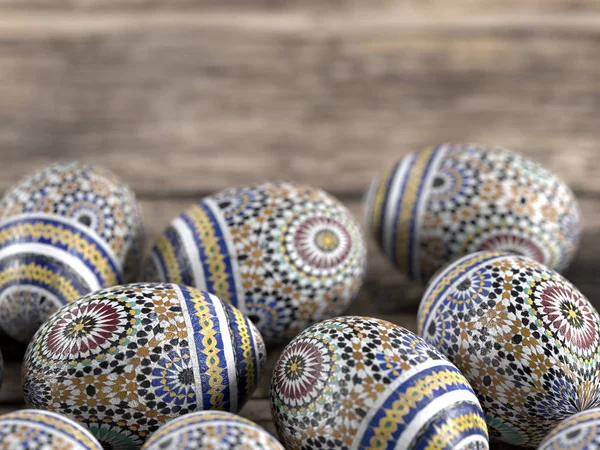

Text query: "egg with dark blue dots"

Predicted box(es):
[270, 316, 489, 449]
[418, 251, 600, 447]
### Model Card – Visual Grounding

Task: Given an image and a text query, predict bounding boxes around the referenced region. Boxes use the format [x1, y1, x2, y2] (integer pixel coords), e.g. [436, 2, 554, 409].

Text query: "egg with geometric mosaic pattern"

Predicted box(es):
[141, 411, 284, 450]
[0, 409, 102, 450]
[537, 408, 600, 450]
[143, 181, 368, 344]
[0, 161, 144, 343]
[364, 144, 581, 284]
[418, 251, 600, 448]
[22, 282, 266, 450]
[270, 316, 489, 450]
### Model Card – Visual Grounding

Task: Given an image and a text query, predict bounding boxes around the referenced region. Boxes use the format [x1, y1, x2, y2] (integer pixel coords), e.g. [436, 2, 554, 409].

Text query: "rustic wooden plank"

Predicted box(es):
[1, 13, 600, 197]
[0, 1, 596, 13]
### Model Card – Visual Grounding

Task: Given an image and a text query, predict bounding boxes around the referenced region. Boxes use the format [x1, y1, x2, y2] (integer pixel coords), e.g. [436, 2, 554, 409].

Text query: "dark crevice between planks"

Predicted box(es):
[136, 188, 600, 202]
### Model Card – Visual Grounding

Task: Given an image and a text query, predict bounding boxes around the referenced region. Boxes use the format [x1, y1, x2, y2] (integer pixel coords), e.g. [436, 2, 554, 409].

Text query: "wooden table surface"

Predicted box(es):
[1, 2, 600, 448]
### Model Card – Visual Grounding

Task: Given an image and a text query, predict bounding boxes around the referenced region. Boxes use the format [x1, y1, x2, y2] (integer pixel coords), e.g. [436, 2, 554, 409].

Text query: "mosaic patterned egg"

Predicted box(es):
[418, 251, 600, 447]
[142, 411, 284, 450]
[143, 181, 367, 343]
[270, 316, 489, 449]
[537, 408, 600, 450]
[365, 144, 581, 283]
[0, 161, 144, 342]
[23, 282, 266, 450]
[0, 409, 102, 450]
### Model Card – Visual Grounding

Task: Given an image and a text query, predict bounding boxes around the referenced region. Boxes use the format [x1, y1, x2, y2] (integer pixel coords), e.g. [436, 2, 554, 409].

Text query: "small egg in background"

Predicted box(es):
[0, 161, 144, 342]
[141, 410, 284, 450]
[270, 316, 489, 450]
[364, 144, 581, 283]
[143, 181, 367, 343]
[418, 251, 600, 447]
[537, 408, 600, 450]
[22, 283, 266, 450]
[0, 409, 102, 450]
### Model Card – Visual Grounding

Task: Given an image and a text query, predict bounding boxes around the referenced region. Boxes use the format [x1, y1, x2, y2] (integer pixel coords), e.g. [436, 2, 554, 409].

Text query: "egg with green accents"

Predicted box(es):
[23, 283, 266, 450]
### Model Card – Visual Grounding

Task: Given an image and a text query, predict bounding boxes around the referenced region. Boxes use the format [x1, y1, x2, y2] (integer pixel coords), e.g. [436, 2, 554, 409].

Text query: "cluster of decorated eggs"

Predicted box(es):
[0, 144, 597, 450]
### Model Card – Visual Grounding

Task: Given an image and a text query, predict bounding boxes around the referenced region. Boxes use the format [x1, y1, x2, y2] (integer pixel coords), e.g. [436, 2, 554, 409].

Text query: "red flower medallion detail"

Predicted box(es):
[274, 337, 333, 409]
[41, 297, 135, 362]
[284, 214, 353, 277]
[530, 279, 600, 361]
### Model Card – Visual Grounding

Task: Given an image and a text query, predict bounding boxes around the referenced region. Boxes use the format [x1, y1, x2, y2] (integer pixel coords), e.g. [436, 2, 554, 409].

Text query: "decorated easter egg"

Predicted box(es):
[143, 181, 367, 343]
[365, 144, 581, 283]
[0, 409, 102, 450]
[142, 411, 284, 450]
[417, 251, 600, 447]
[0, 161, 144, 342]
[537, 408, 600, 450]
[270, 316, 489, 449]
[23, 282, 266, 449]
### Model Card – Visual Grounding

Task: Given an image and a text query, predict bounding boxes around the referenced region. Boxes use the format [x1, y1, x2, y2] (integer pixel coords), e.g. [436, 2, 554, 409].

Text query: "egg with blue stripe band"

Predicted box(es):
[537, 409, 600, 450]
[270, 316, 489, 450]
[142, 411, 284, 450]
[23, 283, 266, 450]
[0, 409, 102, 449]
[364, 144, 581, 283]
[0, 162, 144, 343]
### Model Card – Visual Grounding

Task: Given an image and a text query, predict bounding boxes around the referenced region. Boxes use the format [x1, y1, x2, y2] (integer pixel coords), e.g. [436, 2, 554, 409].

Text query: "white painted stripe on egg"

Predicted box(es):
[175, 286, 205, 409]
[172, 216, 206, 289]
[4, 213, 122, 272]
[411, 145, 448, 282]
[203, 198, 246, 313]
[351, 358, 446, 449]
[208, 291, 239, 412]
[0, 242, 101, 291]
[394, 390, 481, 450]
[382, 152, 416, 262]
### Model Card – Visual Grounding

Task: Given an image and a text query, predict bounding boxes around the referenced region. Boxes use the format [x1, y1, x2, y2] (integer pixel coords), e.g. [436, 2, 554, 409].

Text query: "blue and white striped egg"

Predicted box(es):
[23, 283, 266, 449]
[0, 409, 102, 449]
[365, 144, 581, 283]
[143, 181, 367, 343]
[0, 162, 144, 342]
[270, 316, 489, 449]
[142, 411, 284, 450]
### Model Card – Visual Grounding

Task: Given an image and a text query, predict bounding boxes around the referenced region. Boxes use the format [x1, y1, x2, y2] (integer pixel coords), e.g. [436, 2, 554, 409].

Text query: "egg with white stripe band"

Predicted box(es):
[537, 409, 600, 450]
[142, 411, 284, 450]
[0, 409, 102, 450]
[0, 162, 144, 342]
[23, 283, 266, 450]
[364, 144, 581, 283]
[270, 316, 489, 449]
[143, 181, 367, 343]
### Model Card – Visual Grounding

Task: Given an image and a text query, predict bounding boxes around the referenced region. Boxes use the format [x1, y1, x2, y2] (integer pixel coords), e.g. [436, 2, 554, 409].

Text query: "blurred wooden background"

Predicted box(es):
[1, 1, 600, 448]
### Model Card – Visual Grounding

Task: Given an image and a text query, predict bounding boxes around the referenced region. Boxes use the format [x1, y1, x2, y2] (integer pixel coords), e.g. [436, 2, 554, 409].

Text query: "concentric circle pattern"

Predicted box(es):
[365, 144, 581, 283]
[418, 251, 600, 447]
[271, 316, 489, 450]
[23, 283, 265, 450]
[141, 411, 284, 450]
[143, 181, 367, 342]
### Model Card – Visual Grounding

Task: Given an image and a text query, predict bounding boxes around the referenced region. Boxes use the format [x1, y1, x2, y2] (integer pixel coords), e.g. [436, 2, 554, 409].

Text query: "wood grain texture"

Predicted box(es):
[0, 1, 596, 13]
[1, 12, 600, 198]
